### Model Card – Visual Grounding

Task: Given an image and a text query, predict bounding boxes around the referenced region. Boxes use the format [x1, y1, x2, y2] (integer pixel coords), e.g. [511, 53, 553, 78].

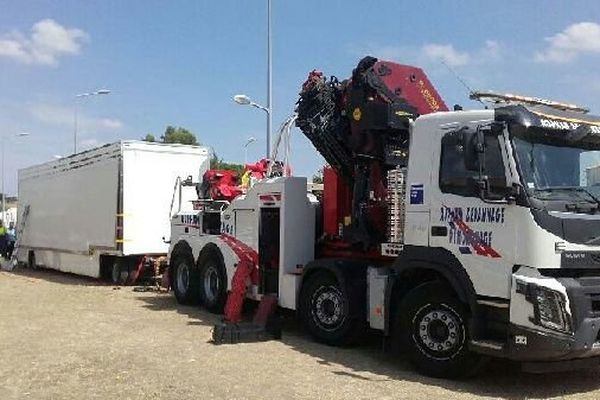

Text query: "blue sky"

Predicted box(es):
[0, 0, 599, 195]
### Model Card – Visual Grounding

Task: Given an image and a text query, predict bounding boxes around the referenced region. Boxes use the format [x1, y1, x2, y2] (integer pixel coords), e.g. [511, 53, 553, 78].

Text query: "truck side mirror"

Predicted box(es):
[462, 129, 484, 172]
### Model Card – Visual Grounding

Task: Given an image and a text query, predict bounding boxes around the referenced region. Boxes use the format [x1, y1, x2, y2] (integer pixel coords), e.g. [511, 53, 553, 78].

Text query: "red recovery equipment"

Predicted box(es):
[198, 159, 271, 203]
[296, 56, 447, 256]
[199, 170, 242, 202]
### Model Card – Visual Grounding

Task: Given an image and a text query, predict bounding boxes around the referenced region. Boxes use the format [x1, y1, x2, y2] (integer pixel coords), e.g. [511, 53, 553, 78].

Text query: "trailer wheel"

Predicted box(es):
[395, 281, 483, 378]
[299, 272, 364, 346]
[171, 249, 200, 305]
[198, 248, 227, 313]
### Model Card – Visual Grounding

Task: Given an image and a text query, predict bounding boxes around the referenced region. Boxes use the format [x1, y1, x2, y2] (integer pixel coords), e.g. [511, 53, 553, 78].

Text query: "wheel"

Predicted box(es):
[299, 271, 365, 346]
[197, 248, 227, 313]
[394, 281, 483, 378]
[170, 248, 200, 305]
[28, 251, 37, 269]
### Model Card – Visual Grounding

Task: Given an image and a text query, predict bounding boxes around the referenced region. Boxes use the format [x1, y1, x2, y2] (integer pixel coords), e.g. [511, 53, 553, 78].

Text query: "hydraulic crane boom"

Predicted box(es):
[296, 56, 447, 251]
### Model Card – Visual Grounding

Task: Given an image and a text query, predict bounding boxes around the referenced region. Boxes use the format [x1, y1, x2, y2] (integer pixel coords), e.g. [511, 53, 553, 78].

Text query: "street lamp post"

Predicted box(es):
[266, 0, 272, 158]
[243, 137, 257, 164]
[233, 94, 271, 158]
[73, 89, 111, 154]
[2, 132, 30, 224]
[233, 0, 273, 159]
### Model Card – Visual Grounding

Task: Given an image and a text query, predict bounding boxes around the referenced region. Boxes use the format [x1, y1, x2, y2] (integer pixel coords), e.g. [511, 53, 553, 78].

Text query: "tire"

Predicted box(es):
[394, 281, 483, 379]
[197, 248, 228, 313]
[28, 251, 36, 269]
[170, 248, 200, 305]
[299, 271, 365, 346]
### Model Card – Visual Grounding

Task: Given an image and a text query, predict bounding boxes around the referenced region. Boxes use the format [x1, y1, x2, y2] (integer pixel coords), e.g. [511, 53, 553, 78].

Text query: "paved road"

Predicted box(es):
[1, 269, 600, 399]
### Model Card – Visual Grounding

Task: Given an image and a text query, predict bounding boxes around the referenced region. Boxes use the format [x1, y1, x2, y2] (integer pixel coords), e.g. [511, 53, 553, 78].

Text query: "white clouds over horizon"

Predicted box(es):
[535, 22, 600, 63]
[0, 19, 88, 66]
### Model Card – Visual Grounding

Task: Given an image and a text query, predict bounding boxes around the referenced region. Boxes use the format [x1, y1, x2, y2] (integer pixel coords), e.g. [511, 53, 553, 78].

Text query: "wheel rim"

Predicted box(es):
[311, 285, 346, 332]
[176, 262, 190, 294]
[412, 303, 465, 360]
[203, 264, 220, 304]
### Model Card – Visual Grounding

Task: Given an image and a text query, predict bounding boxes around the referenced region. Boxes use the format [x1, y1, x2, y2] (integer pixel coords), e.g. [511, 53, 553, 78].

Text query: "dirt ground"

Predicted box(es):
[1, 270, 600, 400]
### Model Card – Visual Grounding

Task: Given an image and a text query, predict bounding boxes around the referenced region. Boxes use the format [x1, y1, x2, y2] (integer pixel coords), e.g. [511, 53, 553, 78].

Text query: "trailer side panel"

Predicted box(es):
[17, 144, 121, 277]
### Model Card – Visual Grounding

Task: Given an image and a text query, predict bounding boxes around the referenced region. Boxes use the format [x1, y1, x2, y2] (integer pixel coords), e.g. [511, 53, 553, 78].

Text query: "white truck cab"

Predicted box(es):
[401, 104, 600, 372]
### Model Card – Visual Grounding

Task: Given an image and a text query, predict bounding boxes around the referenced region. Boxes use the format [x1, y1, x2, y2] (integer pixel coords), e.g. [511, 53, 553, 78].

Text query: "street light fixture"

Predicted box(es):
[233, 95, 251, 105]
[233, 94, 271, 158]
[233, 94, 270, 113]
[73, 89, 111, 154]
[2, 132, 30, 224]
[243, 136, 257, 164]
[233, 0, 272, 159]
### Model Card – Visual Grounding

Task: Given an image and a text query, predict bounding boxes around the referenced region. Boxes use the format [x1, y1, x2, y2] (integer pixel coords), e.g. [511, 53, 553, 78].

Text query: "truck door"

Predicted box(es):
[428, 124, 516, 299]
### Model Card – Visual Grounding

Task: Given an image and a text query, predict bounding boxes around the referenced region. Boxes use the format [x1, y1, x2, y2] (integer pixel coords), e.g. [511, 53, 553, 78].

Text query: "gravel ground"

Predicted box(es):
[2, 269, 600, 400]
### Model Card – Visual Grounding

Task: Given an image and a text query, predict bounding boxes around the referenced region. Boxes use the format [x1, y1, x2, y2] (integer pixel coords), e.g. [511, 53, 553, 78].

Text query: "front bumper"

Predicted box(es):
[472, 272, 600, 372]
[497, 273, 600, 372]
[469, 316, 600, 373]
[507, 322, 600, 362]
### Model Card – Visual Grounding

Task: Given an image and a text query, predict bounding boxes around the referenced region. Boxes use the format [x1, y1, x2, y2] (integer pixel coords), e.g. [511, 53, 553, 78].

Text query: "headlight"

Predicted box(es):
[532, 286, 572, 334]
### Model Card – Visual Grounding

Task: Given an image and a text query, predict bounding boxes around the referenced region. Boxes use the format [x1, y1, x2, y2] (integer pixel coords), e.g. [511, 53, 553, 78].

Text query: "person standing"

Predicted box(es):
[6, 222, 15, 258]
[0, 220, 7, 259]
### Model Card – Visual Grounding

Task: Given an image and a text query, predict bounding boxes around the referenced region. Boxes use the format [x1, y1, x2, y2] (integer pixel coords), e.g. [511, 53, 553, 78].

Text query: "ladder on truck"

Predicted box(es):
[2, 205, 30, 271]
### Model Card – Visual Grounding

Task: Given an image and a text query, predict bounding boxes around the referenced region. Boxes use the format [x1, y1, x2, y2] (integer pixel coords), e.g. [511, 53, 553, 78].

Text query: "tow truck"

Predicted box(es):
[168, 56, 600, 377]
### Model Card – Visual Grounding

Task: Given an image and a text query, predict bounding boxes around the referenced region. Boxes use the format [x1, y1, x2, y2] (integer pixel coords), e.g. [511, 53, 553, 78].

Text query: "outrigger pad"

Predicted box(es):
[212, 319, 281, 345]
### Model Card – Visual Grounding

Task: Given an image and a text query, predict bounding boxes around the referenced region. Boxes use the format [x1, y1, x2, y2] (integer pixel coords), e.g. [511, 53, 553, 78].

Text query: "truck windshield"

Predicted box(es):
[513, 137, 600, 196]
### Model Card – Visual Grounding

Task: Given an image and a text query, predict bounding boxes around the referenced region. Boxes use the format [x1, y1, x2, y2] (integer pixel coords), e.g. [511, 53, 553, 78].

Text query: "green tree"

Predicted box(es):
[312, 168, 324, 184]
[210, 154, 245, 176]
[142, 133, 156, 142]
[161, 126, 199, 145]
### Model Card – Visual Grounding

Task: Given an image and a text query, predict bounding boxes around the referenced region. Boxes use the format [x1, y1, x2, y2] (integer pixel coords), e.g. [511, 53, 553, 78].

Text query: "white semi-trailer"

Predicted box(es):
[167, 58, 600, 378]
[16, 140, 209, 282]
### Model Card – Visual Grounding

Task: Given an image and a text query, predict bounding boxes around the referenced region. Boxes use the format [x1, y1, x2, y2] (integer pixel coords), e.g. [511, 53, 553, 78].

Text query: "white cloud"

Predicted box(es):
[535, 22, 600, 63]
[28, 103, 123, 133]
[481, 40, 501, 60]
[99, 118, 123, 129]
[0, 19, 88, 66]
[421, 43, 470, 66]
